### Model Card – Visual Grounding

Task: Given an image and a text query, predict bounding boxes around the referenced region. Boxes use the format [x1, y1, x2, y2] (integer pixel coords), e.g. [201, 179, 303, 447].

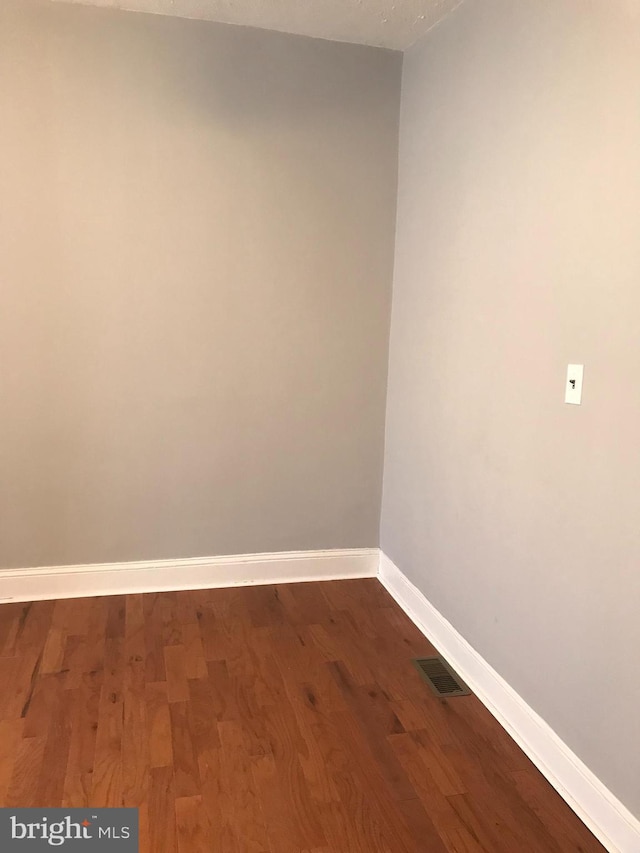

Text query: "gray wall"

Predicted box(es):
[382, 0, 640, 818]
[0, 0, 401, 568]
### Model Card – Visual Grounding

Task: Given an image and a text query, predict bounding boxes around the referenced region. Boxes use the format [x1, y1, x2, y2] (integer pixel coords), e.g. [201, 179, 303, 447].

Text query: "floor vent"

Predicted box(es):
[412, 656, 471, 697]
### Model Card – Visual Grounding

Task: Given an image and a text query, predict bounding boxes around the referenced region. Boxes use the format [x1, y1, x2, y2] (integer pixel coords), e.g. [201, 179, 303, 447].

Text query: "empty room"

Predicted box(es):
[1, 0, 638, 851]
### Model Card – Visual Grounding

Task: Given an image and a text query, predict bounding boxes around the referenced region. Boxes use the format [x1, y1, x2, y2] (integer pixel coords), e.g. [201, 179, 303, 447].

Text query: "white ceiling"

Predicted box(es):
[51, 0, 466, 50]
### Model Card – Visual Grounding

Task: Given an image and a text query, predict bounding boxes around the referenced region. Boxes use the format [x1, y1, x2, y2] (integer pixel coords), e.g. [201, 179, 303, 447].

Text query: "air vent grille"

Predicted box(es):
[412, 656, 471, 697]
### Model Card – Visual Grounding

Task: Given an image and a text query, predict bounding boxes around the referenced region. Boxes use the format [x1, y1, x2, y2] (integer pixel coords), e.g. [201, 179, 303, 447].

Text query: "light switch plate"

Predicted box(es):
[565, 364, 584, 405]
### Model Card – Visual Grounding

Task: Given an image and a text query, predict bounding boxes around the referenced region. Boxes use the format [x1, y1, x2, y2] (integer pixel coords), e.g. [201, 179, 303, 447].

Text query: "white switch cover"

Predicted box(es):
[565, 364, 584, 405]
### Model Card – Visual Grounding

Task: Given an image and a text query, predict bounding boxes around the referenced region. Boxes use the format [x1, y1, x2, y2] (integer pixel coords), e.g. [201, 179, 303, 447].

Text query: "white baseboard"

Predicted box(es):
[0, 548, 379, 603]
[3, 545, 636, 852]
[378, 552, 640, 853]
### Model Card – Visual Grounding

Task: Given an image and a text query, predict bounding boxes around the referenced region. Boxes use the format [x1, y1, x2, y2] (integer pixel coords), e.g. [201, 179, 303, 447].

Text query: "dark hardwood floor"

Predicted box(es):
[0, 579, 605, 852]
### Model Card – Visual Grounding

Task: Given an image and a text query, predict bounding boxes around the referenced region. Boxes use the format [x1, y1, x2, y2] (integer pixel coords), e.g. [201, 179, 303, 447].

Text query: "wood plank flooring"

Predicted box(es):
[0, 579, 605, 852]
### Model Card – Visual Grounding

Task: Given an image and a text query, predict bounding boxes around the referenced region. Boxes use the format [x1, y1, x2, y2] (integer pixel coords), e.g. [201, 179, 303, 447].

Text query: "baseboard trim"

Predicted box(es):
[3, 546, 636, 851]
[378, 552, 640, 853]
[0, 548, 379, 603]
